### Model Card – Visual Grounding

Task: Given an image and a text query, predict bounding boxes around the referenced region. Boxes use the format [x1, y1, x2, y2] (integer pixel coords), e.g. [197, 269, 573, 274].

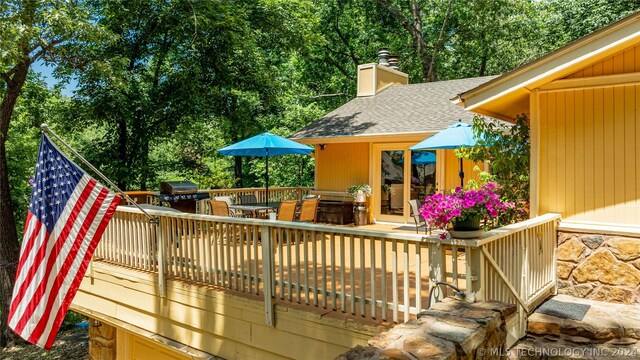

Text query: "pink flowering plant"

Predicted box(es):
[420, 183, 511, 239]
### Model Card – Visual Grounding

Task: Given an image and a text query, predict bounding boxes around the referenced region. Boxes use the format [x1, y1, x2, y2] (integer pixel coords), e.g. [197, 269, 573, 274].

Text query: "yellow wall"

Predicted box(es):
[443, 150, 482, 192]
[376, 66, 409, 91]
[73, 262, 379, 360]
[357, 66, 375, 96]
[537, 77, 640, 223]
[564, 44, 640, 79]
[315, 142, 369, 192]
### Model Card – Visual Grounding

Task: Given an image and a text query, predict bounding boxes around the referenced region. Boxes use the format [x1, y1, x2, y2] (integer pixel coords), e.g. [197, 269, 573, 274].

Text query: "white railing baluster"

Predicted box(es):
[98, 207, 560, 329]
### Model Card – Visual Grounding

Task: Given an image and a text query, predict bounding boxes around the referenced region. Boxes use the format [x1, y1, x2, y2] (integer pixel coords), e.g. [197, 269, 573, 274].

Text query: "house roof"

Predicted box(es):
[455, 11, 640, 120]
[291, 76, 498, 142]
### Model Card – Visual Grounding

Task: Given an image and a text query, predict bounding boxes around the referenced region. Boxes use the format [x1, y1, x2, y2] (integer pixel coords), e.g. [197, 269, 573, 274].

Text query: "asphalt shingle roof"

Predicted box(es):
[291, 76, 498, 140]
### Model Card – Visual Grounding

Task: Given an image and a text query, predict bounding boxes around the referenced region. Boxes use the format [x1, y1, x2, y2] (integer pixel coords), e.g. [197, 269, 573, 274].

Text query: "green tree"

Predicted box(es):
[458, 115, 530, 221]
[0, 0, 102, 346]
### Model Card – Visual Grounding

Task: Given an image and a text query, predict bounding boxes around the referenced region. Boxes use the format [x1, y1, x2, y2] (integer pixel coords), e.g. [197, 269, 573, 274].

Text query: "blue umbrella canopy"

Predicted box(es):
[218, 132, 313, 157]
[408, 122, 477, 150]
[398, 151, 437, 165]
[410, 151, 437, 165]
[218, 132, 313, 207]
[409, 121, 479, 187]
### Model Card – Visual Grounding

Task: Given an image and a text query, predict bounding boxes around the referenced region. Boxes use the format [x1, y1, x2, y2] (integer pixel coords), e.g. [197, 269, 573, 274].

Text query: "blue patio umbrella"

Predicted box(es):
[410, 151, 437, 165]
[409, 121, 478, 187]
[218, 132, 313, 206]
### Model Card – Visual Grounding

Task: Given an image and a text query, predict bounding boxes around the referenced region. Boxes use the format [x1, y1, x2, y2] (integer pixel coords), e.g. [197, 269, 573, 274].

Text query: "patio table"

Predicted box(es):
[229, 202, 281, 218]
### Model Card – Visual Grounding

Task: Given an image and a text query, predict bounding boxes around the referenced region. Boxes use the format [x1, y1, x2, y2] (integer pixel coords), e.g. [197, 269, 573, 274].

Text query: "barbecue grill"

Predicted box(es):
[158, 181, 209, 213]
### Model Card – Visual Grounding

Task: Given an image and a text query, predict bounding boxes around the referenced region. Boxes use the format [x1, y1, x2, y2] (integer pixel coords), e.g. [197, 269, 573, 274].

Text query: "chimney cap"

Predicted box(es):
[388, 55, 399, 70]
[378, 48, 390, 66]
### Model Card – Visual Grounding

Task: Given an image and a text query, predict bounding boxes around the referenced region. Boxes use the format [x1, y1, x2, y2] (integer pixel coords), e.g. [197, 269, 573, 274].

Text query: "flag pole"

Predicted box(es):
[40, 123, 158, 224]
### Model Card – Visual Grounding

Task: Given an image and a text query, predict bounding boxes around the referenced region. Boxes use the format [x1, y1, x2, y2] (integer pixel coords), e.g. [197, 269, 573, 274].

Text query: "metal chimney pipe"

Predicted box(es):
[388, 55, 399, 70]
[378, 48, 390, 66]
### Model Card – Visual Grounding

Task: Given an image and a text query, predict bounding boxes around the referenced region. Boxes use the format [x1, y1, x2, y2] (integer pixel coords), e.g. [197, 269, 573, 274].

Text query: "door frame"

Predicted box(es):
[371, 143, 413, 223]
[371, 143, 446, 223]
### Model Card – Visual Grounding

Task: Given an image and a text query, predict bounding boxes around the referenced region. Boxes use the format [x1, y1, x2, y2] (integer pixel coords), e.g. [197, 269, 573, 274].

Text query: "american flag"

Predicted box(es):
[8, 134, 121, 349]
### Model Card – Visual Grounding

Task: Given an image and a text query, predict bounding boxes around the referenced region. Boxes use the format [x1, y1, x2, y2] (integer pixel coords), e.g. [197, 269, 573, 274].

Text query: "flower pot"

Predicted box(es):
[452, 216, 481, 231]
[450, 216, 483, 239]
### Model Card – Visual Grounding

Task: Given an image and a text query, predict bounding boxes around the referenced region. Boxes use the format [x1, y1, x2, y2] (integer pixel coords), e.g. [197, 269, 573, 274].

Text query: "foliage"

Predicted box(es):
[420, 183, 510, 238]
[346, 184, 372, 198]
[457, 114, 530, 221]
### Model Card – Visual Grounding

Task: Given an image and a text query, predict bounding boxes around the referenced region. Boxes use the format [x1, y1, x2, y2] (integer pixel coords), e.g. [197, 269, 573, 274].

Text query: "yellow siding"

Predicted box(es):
[357, 66, 374, 96]
[565, 44, 640, 79]
[315, 143, 369, 192]
[376, 67, 408, 91]
[538, 85, 640, 223]
[443, 150, 482, 192]
[75, 262, 378, 360]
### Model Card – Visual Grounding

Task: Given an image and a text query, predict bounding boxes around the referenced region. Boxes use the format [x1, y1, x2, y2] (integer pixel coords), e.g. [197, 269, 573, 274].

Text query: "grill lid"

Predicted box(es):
[160, 181, 198, 195]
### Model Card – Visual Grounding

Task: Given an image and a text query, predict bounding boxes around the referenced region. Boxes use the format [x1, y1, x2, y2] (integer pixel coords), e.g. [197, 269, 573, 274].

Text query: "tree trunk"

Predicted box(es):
[117, 118, 128, 190]
[0, 61, 30, 347]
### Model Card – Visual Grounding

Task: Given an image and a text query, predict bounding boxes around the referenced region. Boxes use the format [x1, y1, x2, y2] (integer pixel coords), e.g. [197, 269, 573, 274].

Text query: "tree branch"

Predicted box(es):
[426, 0, 455, 81]
[333, 16, 360, 66]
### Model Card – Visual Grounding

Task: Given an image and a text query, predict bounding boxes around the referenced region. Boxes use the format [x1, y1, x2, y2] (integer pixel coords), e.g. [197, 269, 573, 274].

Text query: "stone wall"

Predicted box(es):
[336, 298, 516, 360]
[89, 320, 116, 360]
[557, 232, 640, 304]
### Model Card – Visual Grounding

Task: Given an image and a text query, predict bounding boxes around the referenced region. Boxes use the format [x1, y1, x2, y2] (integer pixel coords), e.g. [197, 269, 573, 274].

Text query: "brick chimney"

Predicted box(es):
[356, 49, 408, 97]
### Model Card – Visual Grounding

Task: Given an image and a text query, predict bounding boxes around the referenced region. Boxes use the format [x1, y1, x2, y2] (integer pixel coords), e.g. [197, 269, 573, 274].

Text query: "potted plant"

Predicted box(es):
[420, 183, 509, 239]
[347, 184, 372, 226]
[347, 184, 372, 203]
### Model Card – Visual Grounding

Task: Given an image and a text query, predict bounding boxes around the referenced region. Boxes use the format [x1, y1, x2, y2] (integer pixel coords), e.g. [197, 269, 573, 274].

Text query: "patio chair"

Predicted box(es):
[209, 199, 241, 217]
[213, 196, 242, 216]
[239, 194, 258, 204]
[297, 198, 320, 223]
[408, 199, 427, 234]
[277, 200, 298, 221]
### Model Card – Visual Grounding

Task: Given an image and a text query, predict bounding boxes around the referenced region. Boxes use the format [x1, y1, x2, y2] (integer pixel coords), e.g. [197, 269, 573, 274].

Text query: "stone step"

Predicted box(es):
[508, 334, 639, 359]
[527, 294, 640, 341]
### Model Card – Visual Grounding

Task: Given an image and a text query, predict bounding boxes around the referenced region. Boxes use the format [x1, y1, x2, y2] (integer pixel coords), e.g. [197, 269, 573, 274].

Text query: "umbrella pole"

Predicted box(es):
[265, 154, 269, 207]
[459, 157, 464, 188]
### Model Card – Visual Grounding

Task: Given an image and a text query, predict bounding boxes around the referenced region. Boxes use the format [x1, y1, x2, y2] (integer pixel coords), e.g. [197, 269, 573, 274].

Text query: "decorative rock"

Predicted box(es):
[339, 299, 512, 360]
[558, 283, 595, 298]
[592, 285, 636, 304]
[633, 259, 640, 271]
[561, 318, 623, 340]
[528, 313, 563, 335]
[568, 336, 591, 344]
[572, 250, 640, 286]
[335, 345, 382, 360]
[581, 235, 604, 249]
[557, 238, 586, 262]
[608, 237, 640, 261]
[403, 334, 456, 360]
[557, 232, 575, 245]
[610, 337, 638, 346]
[381, 348, 406, 359]
[557, 262, 575, 280]
[469, 301, 517, 318]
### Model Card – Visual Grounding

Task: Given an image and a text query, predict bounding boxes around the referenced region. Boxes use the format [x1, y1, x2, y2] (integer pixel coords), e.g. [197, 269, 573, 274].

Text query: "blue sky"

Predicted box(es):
[32, 61, 78, 97]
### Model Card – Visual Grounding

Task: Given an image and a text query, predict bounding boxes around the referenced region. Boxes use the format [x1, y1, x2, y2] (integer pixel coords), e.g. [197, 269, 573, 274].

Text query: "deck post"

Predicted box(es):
[428, 242, 444, 307]
[261, 225, 275, 326]
[156, 217, 166, 298]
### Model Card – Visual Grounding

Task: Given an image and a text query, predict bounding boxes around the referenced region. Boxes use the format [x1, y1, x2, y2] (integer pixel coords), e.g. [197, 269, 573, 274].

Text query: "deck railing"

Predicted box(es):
[94, 207, 560, 335]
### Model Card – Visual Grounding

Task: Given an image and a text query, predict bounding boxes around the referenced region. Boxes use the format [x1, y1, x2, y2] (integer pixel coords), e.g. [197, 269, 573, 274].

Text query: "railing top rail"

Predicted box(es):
[447, 213, 561, 247]
[113, 206, 432, 243]
[198, 186, 313, 193]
